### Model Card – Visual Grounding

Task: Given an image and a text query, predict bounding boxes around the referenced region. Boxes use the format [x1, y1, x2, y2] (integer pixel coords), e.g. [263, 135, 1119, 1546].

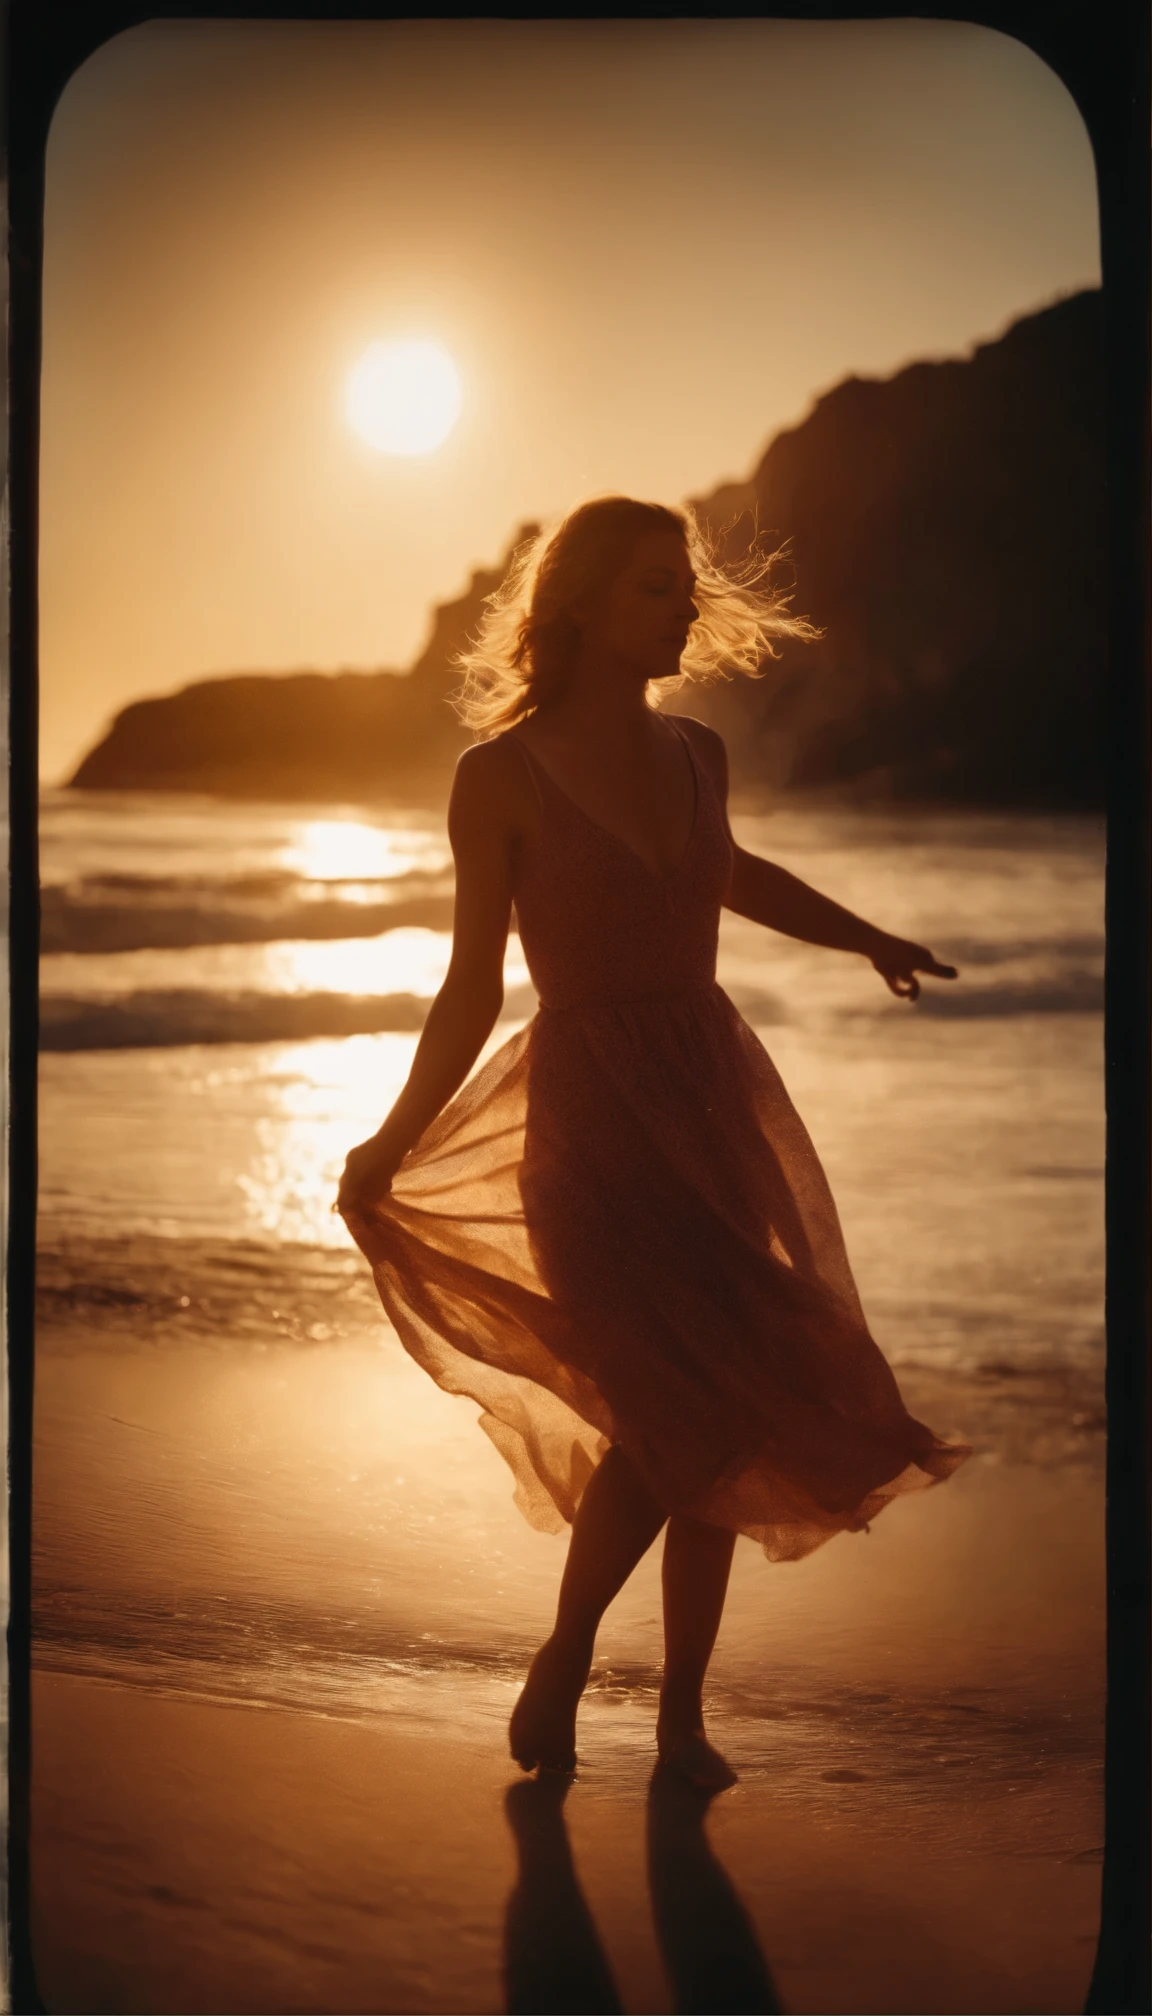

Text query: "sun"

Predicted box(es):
[344, 339, 462, 456]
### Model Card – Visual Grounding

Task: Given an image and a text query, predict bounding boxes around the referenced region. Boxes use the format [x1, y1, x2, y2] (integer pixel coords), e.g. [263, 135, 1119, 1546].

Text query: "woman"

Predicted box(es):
[338, 496, 969, 1791]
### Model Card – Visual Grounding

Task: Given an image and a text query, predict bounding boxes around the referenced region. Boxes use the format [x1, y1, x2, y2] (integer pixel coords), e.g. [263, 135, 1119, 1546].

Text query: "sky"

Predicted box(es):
[40, 18, 1100, 782]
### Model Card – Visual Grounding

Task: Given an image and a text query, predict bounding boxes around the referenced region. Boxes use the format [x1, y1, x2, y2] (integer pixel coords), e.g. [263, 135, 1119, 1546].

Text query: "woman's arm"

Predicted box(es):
[683, 717, 957, 1002]
[336, 744, 518, 1214]
[728, 849, 956, 998]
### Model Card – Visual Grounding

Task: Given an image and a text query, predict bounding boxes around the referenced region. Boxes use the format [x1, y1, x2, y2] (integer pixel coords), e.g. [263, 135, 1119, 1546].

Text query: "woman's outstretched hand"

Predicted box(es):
[868, 932, 958, 1002]
[335, 1134, 402, 1219]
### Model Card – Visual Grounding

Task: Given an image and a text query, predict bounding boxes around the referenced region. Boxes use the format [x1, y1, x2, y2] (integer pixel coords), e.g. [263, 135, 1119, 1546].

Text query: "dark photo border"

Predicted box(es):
[7, 5, 1148, 2012]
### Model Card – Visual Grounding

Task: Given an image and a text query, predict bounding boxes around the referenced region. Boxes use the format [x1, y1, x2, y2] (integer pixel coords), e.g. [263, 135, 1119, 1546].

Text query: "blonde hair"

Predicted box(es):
[453, 494, 820, 736]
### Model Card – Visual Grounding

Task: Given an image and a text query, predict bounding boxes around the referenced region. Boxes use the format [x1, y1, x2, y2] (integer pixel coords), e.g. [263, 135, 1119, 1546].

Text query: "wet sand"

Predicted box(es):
[31, 1323, 1103, 2014]
[34, 1660, 1100, 2016]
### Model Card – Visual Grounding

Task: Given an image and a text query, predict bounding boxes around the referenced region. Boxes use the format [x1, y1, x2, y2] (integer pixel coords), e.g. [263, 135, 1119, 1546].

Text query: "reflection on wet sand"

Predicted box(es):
[503, 1768, 784, 2015]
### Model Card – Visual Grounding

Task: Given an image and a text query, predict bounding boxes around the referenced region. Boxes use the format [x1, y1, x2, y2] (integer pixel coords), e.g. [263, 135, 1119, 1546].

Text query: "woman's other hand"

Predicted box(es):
[868, 933, 958, 1002]
[336, 1134, 402, 1218]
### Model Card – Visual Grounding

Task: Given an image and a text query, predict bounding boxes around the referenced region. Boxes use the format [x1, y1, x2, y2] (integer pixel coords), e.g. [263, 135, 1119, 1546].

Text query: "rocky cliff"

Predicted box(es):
[689, 286, 1105, 806]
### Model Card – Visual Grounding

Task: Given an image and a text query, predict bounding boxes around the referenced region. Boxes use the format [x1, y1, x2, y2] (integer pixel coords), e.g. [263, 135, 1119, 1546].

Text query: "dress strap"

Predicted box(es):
[506, 731, 546, 812]
[665, 712, 698, 765]
[664, 713, 703, 822]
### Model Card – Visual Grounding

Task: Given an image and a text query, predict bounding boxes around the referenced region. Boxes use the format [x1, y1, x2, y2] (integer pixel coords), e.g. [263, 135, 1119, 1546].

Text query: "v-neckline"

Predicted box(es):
[513, 719, 701, 884]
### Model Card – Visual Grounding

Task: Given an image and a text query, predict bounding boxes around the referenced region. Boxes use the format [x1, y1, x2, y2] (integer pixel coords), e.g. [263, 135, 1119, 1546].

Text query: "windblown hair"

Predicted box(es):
[453, 494, 820, 737]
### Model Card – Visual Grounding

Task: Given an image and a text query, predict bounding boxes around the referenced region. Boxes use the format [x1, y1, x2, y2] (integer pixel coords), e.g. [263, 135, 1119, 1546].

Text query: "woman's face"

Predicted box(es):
[576, 528, 699, 681]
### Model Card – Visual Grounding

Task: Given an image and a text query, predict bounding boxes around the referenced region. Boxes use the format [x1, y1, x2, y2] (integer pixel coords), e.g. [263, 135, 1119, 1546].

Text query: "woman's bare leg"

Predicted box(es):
[510, 1445, 666, 1772]
[656, 1515, 738, 1790]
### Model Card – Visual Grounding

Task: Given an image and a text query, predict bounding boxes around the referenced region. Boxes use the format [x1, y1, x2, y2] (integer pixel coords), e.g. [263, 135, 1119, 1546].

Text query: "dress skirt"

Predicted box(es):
[345, 981, 969, 1563]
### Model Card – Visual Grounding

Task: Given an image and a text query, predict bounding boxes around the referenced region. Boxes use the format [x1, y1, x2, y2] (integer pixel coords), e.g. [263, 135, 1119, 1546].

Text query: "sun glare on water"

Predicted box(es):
[280, 818, 449, 884]
[344, 339, 462, 455]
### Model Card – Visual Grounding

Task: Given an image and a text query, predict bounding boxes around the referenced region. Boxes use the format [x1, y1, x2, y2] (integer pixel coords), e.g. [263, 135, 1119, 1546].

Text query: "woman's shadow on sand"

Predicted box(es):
[503, 1763, 784, 2015]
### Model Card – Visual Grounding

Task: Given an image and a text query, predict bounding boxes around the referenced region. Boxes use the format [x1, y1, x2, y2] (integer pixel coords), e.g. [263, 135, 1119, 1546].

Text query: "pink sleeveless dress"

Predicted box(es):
[344, 719, 968, 1561]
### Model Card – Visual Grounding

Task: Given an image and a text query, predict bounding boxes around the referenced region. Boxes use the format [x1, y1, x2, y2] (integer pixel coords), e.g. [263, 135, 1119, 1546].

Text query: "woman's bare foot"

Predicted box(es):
[657, 1686, 738, 1792]
[509, 1635, 592, 1774]
[655, 1725, 738, 1792]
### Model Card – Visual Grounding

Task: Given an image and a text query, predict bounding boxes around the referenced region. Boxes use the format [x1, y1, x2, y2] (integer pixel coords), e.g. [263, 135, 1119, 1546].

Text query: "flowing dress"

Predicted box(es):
[344, 718, 969, 1561]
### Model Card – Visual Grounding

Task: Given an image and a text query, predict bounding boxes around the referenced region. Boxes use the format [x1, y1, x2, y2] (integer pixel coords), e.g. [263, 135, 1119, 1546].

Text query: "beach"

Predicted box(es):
[33, 789, 1105, 2012]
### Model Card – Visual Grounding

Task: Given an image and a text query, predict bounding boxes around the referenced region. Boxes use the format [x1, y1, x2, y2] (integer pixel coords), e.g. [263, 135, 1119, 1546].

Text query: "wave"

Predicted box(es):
[941, 932, 1104, 968]
[38, 968, 1099, 1052]
[912, 973, 1103, 1016]
[39, 984, 539, 1051]
[41, 871, 455, 954]
[35, 1228, 380, 1345]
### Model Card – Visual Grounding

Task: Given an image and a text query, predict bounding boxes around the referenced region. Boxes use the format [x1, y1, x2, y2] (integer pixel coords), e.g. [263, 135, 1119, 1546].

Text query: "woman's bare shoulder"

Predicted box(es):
[450, 732, 537, 841]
